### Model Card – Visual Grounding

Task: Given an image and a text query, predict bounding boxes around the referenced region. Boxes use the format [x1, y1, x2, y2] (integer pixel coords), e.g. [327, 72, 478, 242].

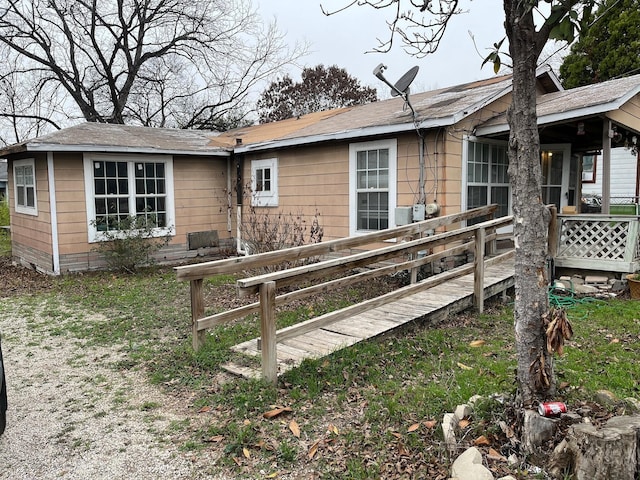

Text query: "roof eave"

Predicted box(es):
[475, 100, 629, 137]
[235, 116, 458, 153]
[3, 143, 231, 157]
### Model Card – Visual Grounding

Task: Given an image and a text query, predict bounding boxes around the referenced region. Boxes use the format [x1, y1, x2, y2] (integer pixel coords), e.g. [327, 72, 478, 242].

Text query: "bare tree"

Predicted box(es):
[324, 0, 598, 410]
[0, 0, 306, 130]
[0, 48, 64, 145]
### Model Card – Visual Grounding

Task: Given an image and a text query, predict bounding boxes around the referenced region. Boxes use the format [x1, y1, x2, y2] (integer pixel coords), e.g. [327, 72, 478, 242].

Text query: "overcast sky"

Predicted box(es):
[256, 0, 510, 97]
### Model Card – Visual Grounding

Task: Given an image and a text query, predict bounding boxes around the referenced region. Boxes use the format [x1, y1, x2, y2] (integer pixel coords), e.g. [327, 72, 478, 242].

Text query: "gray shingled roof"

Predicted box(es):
[477, 73, 640, 135]
[0, 122, 228, 157]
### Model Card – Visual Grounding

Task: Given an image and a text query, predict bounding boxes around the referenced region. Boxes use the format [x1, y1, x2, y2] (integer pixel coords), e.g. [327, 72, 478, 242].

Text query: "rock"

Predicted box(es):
[455, 404, 472, 421]
[522, 409, 558, 452]
[442, 412, 457, 453]
[595, 389, 618, 405]
[623, 397, 640, 414]
[561, 412, 582, 425]
[507, 453, 519, 466]
[574, 284, 599, 294]
[450, 447, 494, 480]
[585, 275, 609, 285]
[468, 395, 484, 408]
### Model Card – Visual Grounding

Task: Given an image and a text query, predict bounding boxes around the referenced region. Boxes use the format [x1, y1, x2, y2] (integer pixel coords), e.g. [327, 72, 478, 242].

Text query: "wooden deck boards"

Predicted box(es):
[222, 258, 514, 379]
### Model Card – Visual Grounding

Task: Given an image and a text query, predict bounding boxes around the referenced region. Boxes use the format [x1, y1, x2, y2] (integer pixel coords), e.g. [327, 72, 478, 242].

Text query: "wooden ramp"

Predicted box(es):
[222, 257, 515, 379]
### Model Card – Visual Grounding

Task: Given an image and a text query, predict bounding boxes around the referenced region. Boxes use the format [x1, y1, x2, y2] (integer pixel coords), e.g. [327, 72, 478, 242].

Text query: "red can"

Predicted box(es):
[538, 401, 567, 417]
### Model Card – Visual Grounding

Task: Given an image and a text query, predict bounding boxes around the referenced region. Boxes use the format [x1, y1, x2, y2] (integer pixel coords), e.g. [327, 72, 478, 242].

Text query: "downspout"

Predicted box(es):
[234, 140, 247, 255]
[47, 152, 60, 274]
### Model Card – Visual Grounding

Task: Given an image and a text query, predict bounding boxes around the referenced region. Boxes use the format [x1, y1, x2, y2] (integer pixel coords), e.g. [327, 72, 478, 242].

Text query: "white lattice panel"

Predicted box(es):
[558, 219, 629, 260]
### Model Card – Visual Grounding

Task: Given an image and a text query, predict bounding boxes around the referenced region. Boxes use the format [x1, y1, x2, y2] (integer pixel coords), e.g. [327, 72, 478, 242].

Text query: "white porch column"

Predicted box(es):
[602, 120, 612, 214]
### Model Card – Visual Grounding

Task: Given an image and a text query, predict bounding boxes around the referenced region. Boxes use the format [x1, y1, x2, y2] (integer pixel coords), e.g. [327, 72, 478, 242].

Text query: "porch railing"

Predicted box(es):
[554, 214, 640, 273]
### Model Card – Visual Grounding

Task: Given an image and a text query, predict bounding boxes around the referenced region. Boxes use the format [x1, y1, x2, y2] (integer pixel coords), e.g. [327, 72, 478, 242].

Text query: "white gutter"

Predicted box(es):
[47, 152, 60, 275]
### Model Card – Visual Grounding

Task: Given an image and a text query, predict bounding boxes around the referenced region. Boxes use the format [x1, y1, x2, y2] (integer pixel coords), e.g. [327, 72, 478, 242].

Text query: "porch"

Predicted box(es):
[553, 212, 640, 274]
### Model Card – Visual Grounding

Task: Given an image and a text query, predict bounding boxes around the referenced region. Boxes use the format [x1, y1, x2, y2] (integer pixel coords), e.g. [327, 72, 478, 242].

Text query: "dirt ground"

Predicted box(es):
[0, 258, 227, 479]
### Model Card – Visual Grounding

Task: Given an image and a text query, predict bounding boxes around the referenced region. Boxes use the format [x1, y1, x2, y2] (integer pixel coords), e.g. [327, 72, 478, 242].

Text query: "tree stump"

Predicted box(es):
[568, 422, 637, 480]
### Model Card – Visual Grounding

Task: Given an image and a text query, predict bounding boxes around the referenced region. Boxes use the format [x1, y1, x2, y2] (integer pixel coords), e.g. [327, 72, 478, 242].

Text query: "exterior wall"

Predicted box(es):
[243, 142, 350, 241]
[172, 154, 234, 247]
[582, 147, 638, 199]
[8, 153, 55, 273]
[241, 129, 472, 245]
[9, 151, 234, 274]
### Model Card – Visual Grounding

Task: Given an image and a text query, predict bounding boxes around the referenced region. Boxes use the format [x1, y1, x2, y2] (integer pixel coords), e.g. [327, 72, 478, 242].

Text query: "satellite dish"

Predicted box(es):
[391, 66, 419, 97]
[372, 64, 419, 119]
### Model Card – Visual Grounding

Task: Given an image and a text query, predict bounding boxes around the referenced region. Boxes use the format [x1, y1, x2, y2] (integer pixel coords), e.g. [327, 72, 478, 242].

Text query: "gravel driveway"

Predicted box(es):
[0, 297, 223, 480]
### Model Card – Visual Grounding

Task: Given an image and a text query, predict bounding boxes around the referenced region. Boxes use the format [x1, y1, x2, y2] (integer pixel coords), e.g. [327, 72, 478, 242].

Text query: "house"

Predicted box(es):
[1, 66, 640, 275]
[0, 160, 7, 199]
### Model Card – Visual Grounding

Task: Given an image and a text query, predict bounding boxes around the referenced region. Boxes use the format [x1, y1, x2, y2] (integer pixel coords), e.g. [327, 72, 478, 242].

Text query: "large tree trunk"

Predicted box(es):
[503, 1, 553, 408]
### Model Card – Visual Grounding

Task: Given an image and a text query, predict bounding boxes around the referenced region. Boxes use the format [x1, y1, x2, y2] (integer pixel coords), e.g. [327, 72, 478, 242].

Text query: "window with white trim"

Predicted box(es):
[14, 158, 38, 215]
[466, 140, 510, 224]
[251, 158, 278, 207]
[83, 154, 175, 242]
[349, 139, 397, 234]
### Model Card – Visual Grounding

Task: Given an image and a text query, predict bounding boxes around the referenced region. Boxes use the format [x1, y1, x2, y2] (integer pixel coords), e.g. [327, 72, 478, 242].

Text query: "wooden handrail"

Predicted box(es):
[174, 205, 498, 281]
[177, 205, 514, 383]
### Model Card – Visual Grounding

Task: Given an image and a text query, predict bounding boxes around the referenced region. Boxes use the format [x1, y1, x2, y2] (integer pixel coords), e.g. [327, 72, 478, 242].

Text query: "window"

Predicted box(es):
[581, 153, 597, 183]
[465, 140, 509, 224]
[84, 154, 175, 242]
[14, 159, 37, 215]
[251, 158, 278, 207]
[349, 139, 397, 234]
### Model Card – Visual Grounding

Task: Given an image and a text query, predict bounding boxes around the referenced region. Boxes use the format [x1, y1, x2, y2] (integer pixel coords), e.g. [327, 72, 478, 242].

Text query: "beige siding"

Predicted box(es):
[607, 94, 640, 128]
[8, 153, 54, 271]
[173, 156, 233, 243]
[55, 153, 89, 256]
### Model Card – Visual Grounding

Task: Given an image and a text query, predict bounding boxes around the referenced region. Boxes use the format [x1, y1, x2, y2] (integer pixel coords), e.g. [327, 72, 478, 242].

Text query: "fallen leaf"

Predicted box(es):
[308, 440, 321, 459]
[289, 420, 301, 438]
[423, 420, 437, 429]
[558, 381, 570, 390]
[262, 406, 293, 419]
[233, 457, 241, 466]
[198, 405, 212, 413]
[205, 435, 224, 443]
[487, 447, 507, 461]
[457, 362, 473, 370]
[474, 435, 491, 446]
[398, 443, 410, 457]
[243, 419, 251, 426]
[458, 419, 470, 428]
[469, 339, 486, 347]
[243, 447, 251, 459]
[327, 424, 339, 435]
[407, 423, 420, 433]
[390, 431, 403, 439]
[610, 338, 620, 344]
[265, 473, 279, 479]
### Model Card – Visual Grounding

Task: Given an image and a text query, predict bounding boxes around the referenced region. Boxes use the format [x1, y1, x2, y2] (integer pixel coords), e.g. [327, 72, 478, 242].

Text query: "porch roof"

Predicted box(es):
[476, 73, 640, 137]
[0, 122, 229, 157]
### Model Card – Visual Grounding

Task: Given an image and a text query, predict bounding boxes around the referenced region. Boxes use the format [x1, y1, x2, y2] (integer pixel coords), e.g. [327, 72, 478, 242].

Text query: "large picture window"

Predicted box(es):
[465, 140, 509, 224]
[13, 158, 37, 215]
[84, 154, 175, 242]
[349, 139, 397, 234]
